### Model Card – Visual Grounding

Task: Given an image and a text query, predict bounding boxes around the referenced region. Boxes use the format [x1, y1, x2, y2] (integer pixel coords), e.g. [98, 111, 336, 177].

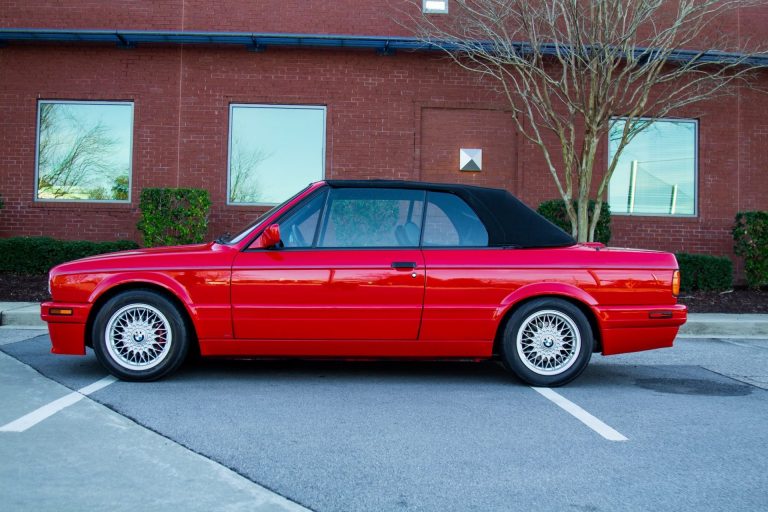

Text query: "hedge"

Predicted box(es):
[733, 211, 768, 288]
[137, 188, 211, 247]
[537, 199, 611, 244]
[0, 237, 138, 274]
[675, 253, 733, 293]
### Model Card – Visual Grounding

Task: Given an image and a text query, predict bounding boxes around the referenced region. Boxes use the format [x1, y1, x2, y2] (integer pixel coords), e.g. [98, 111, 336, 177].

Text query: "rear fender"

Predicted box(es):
[494, 282, 599, 322]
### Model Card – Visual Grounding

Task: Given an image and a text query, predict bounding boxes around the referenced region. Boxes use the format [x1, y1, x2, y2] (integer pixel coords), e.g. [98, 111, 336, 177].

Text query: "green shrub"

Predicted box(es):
[733, 211, 768, 288]
[0, 237, 138, 274]
[675, 253, 733, 292]
[537, 199, 611, 244]
[137, 188, 211, 247]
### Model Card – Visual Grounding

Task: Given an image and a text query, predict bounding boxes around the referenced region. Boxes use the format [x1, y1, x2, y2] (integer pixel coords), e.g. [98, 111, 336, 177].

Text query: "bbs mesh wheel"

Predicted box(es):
[500, 298, 594, 387]
[92, 289, 190, 381]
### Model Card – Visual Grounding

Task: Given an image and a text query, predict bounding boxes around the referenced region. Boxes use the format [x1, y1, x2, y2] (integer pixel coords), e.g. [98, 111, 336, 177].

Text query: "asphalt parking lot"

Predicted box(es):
[1, 329, 767, 512]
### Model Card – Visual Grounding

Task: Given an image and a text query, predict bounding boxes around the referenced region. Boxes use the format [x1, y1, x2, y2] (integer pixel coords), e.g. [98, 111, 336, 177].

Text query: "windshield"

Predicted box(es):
[219, 186, 312, 245]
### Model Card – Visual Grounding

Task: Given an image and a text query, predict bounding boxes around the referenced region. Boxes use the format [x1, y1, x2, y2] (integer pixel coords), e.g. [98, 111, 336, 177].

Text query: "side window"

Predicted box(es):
[279, 191, 326, 248]
[318, 188, 425, 248]
[423, 192, 488, 247]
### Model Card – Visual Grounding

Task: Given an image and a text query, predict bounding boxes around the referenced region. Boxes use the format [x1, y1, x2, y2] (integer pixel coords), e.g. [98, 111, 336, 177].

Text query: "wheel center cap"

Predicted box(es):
[133, 332, 145, 343]
[543, 339, 554, 348]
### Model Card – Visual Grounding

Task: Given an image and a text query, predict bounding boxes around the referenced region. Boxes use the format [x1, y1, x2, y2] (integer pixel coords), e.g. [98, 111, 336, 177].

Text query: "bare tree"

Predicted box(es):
[37, 104, 119, 199]
[229, 138, 272, 203]
[410, 0, 767, 241]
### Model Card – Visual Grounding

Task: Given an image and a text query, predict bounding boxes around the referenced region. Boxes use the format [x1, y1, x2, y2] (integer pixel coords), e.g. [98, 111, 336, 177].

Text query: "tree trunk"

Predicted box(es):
[577, 198, 589, 243]
[576, 135, 599, 242]
[589, 198, 603, 242]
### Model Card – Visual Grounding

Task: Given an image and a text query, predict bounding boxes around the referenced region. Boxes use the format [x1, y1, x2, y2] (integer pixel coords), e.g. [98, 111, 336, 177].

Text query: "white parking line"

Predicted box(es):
[0, 375, 118, 433]
[531, 387, 628, 442]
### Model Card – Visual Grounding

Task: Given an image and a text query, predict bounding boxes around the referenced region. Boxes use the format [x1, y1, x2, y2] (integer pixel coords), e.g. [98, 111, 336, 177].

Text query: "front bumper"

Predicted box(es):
[595, 304, 688, 355]
[40, 302, 91, 355]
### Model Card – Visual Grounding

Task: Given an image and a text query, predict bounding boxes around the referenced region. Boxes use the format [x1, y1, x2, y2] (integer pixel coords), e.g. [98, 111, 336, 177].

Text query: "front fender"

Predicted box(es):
[88, 272, 198, 319]
[494, 282, 599, 321]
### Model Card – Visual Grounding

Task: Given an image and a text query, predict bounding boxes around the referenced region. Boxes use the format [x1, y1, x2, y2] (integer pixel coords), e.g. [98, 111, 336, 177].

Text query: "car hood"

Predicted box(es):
[75, 242, 215, 261]
[50, 242, 235, 274]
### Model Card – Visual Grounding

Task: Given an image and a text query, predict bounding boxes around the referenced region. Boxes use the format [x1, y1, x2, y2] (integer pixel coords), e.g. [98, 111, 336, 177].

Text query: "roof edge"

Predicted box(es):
[1, 28, 766, 65]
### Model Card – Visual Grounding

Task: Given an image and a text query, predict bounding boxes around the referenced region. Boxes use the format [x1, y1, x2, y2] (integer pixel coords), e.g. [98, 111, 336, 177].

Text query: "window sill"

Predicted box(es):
[611, 213, 699, 221]
[30, 201, 133, 211]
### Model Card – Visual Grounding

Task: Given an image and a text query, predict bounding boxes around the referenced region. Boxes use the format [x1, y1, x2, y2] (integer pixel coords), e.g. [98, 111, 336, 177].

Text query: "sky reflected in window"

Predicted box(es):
[36, 101, 132, 201]
[609, 119, 696, 216]
[229, 105, 325, 204]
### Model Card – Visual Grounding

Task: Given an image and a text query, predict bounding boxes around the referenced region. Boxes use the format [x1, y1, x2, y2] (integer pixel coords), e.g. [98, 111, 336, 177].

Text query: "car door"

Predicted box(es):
[231, 187, 427, 341]
[418, 191, 501, 343]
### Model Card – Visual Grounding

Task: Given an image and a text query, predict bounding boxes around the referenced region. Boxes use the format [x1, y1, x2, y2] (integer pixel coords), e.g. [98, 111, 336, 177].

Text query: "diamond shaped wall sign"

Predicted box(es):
[459, 148, 482, 172]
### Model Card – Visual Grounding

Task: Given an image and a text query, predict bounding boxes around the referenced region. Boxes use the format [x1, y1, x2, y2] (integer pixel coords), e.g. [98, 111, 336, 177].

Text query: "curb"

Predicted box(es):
[677, 313, 768, 338]
[0, 302, 46, 328]
[2, 302, 768, 337]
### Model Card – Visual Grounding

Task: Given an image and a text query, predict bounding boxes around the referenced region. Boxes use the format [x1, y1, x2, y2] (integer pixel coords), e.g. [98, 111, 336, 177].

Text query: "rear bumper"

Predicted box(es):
[40, 302, 91, 355]
[595, 304, 687, 355]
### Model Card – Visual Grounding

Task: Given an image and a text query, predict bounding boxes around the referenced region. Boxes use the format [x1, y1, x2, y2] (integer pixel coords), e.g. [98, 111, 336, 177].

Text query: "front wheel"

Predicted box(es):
[500, 298, 594, 387]
[92, 289, 190, 381]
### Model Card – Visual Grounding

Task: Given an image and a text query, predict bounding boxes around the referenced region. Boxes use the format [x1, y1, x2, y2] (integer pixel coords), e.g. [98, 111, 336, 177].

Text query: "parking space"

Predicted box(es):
[2, 332, 767, 512]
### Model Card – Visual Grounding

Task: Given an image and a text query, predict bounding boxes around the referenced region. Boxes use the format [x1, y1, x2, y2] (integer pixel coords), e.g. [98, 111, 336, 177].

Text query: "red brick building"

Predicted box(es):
[1, 1, 767, 269]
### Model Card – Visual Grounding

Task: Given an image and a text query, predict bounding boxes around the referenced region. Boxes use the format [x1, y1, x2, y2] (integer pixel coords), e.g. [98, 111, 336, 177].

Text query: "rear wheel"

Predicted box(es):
[500, 298, 594, 387]
[92, 289, 190, 381]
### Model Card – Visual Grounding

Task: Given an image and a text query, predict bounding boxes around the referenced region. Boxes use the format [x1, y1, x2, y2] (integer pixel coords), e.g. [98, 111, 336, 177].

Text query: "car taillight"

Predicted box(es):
[672, 270, 680, 296]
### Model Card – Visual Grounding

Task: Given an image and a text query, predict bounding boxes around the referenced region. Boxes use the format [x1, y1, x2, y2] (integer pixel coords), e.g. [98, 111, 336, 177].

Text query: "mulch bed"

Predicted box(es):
[677, 288, 768, 314]
[0, 273, 51, 302]
[1, 272, 766, 313]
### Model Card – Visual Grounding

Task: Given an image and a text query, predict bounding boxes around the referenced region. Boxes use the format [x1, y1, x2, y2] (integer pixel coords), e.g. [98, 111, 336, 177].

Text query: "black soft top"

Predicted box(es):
[325, 180, 575, 248]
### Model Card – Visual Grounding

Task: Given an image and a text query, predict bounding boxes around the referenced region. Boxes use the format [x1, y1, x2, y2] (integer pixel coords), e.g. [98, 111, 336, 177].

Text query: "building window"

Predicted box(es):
[35, 101, 133, 202]
[423, 0, 448, 14]
[228, 104, 326, 205]
[608, 118, 697, 216]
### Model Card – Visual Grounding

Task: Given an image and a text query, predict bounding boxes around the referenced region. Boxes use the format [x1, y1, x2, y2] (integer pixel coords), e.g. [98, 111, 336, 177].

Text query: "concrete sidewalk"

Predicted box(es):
[0, 330, 311, 512]
[2, 302, 767, 338]
[0, 303, 43, 328]
[682, 313, 768, 338]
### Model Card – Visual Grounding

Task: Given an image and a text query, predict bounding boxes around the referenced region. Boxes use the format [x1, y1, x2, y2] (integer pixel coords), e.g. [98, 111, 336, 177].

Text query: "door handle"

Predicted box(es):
[391, 261, 417, 270]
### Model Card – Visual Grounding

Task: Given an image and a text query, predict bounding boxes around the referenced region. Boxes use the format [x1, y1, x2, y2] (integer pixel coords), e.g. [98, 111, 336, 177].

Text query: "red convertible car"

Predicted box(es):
[42, 180, 686, 386]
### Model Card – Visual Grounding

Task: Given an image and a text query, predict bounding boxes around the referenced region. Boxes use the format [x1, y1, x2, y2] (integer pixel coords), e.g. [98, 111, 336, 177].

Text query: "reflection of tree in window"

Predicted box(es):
[328, 199, 400, 247]
[229, 136, 273, 203]
[37, 103, 131, 201]
[111, 176, 129, 201]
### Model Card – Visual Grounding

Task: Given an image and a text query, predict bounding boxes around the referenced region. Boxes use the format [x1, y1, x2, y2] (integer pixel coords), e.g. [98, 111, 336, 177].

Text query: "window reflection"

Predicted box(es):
[36, 101, 133, 202]
[423, 192, 488, 246]
[319, 188, 425, 248]
[229, 105, 326, 205]
[608, 119, 697, 216]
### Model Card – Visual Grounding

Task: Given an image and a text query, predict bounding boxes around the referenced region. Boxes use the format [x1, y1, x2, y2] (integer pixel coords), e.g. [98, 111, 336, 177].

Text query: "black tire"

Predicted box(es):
[92, 289, 190, 381]
[500, 298, 594, 387]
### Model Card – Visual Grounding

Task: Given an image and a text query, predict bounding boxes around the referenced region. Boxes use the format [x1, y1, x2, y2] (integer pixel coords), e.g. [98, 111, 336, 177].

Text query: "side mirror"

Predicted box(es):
[259, 223, 282, 249]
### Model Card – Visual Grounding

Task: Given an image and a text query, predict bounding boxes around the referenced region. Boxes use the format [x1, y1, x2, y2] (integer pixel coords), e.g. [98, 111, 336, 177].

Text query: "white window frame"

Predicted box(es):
[423, 0, 449, 14]
[607, 117, 699, 218]
[34, 100, 134, 203]
[227, 104, 327, 207]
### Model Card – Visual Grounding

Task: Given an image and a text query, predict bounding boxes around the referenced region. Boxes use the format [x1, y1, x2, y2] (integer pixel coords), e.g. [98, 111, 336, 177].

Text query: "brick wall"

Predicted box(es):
[3, 0, 760, 42]
[0, 2, 767, 276]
